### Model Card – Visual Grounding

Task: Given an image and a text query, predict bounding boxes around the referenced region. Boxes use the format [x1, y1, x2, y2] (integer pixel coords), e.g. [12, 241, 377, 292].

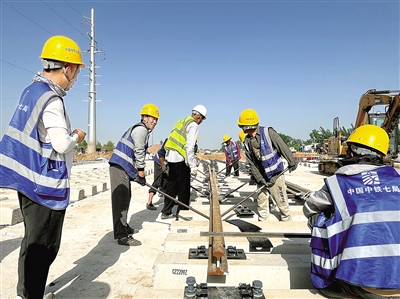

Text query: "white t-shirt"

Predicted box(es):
[38, 98, 77, 175]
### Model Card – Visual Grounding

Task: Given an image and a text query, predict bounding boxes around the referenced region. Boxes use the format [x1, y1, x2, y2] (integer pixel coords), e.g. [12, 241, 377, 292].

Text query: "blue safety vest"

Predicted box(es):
[0, 82, 70, 210]
[109, 122, 148, 179]
[310, 166, 400, 289]
[153, 139, 167, 165]
[225, 142, 240, 162]
[259, 126, 284, 179]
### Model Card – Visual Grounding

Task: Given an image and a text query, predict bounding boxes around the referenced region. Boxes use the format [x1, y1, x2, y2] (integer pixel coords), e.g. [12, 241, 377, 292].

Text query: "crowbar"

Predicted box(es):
[220, 181, 249, 202]
[216, 159, 239, 176]
[220, 184, 265, 218]
[190, 184, 211, 199]
[145, 182, 210, 220]
[221, 167, 291, 219]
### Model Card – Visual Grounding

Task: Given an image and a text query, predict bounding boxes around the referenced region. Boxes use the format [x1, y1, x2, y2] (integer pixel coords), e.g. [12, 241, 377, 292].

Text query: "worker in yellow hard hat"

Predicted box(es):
[222, 135, 241, 177]
[0, 36, 86, 299]
[238, 108, 297, 222]
[303, 125, 400, 298]
[239, 130, 246, 144]
[109, 103, 160, 246]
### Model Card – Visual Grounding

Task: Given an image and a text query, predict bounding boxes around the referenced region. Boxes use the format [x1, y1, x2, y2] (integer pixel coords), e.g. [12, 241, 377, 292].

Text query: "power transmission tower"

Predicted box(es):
[83, 8, 104, 154]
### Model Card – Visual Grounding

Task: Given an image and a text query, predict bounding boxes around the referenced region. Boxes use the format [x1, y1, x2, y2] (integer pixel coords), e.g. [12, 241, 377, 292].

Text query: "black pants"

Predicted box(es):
[110, 164, 132, 239]
[226, 160, 239, 176]
[17, 192, 65, 299]
[149, 162, 166, 195]
[161, 161, 191, 215]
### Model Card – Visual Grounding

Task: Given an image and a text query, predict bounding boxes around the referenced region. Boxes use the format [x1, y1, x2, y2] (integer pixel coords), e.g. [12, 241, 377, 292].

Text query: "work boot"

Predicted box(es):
[317, 280, 358, 298]
[118, 236, 142, 246]
[146, 203, 157, 210]
[161, 213, 175, 219]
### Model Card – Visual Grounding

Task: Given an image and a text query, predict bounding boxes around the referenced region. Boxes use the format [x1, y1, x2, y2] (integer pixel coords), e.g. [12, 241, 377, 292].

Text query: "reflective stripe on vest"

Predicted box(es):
[310, 166, 400, 289]
[164, 116, 195, 159]
[109, 122, 148, 179]
[225, 142, 239, 161]
[0, 82, 70, 210]
[259, 126, 284, 178]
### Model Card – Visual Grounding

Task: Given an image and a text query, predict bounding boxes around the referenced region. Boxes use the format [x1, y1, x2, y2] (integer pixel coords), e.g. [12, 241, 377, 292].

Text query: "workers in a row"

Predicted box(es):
[1, 35, 398, 299]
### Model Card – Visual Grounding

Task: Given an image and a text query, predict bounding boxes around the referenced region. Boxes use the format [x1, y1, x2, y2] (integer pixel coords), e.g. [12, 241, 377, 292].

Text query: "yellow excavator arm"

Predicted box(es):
[319, 89, 400, 175]
[355, 89, 400, 135]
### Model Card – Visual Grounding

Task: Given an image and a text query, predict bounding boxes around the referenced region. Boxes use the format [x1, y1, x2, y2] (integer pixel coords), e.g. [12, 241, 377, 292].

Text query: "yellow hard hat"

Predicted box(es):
[40, 36, 85, 67]
[222, 135, 231, 143]
[237, 109, 259, 127]
[140, 103, 160, 119]
[239, 130, 246, 143]
[347, 125, 389, 155]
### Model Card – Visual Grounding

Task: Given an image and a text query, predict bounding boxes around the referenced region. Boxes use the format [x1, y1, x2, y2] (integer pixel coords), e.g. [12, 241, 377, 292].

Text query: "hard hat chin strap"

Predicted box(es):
[62, 66, 80, 91]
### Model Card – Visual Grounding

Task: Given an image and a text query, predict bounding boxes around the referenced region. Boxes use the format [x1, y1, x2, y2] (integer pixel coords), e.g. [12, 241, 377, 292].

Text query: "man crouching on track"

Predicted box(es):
[303, 125, 400, 298]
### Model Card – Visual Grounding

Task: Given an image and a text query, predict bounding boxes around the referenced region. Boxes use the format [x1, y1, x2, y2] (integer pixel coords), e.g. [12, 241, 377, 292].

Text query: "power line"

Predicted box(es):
[63, 0, 83, 18]
[40, 0, 89, 41]
[2, 1, 53, 35]
[0, 59, 34, 74]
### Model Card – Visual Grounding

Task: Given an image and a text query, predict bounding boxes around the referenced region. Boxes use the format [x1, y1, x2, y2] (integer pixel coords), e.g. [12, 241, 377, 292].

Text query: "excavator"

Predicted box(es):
[318, 89, 400, 175]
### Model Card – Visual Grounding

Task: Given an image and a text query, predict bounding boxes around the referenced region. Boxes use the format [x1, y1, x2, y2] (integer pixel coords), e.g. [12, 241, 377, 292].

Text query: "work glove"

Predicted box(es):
[190, 167, 197, 178]
[260, 178, 273, 188]
[135, 175, 146, 186]
[289, 163, 298, 173]
[162, 165, 169, 176]
[195, 156, 201, 167]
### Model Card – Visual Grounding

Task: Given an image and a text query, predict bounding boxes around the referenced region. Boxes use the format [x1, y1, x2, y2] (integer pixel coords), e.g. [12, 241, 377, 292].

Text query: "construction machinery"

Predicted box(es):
[318, 89, 400, 175]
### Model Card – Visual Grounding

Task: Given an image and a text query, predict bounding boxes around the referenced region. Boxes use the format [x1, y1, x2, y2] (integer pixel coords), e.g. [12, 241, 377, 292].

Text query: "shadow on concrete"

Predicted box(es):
[273, 239, 313, 290]
[0, 237, 22, 262]
[127, 196, 165, 231]
[45, 232, 128, 298]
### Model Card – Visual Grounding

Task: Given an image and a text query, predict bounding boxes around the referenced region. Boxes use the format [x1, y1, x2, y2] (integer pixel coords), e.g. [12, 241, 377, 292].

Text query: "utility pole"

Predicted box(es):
[84, 8, 104, 154]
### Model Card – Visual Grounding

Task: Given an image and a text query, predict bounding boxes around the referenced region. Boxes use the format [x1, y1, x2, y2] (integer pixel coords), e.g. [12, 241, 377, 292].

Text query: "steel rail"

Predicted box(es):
[200, 231, 311, 238]
[207, 166, 228, 275]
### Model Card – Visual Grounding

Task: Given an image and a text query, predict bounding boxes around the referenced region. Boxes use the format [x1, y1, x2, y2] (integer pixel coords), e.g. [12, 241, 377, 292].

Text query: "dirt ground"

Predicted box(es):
[74, 149, 318, 163]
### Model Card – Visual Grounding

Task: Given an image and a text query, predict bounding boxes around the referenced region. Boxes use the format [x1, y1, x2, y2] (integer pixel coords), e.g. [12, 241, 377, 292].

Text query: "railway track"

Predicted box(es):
[199, 161, 312, 277]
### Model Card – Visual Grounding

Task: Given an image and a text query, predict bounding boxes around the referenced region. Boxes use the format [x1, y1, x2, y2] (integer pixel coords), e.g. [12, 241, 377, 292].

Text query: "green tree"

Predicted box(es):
[308, 127, 333, 144]
[96, 141, 102, 151]
[77, 139, 87, 149]
[103, 141, 115, 151]
[278, 133, 303, 151]
[341, 126, 354, 137]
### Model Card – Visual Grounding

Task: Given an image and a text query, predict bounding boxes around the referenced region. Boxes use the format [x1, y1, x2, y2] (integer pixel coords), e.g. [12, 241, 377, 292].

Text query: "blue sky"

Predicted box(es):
[1, 0, 399, 150]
